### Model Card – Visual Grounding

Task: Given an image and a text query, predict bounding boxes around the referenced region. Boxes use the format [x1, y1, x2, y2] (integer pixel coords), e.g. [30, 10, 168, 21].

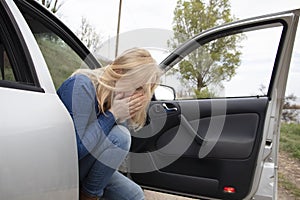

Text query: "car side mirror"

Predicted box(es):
[154, 85, 176, 100]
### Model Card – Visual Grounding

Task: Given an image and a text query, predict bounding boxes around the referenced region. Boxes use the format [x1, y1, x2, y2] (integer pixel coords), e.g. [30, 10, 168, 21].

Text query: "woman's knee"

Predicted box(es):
[131, 184, 145, 200]
[108, 125, 131, 152]
[103, 172, 145, 200]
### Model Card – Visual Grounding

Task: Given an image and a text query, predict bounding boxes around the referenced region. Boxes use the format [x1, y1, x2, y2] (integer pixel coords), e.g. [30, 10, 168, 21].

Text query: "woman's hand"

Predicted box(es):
[109, 92, 145, 122]
[129, 91, 146, 117]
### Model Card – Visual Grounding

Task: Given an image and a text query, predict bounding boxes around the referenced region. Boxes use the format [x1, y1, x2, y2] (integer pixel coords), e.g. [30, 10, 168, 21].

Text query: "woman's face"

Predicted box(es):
[118, 86, 145, 99]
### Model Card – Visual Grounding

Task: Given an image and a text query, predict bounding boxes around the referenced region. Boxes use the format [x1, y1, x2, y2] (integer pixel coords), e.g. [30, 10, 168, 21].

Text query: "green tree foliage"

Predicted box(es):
[169, 0, 243, 97]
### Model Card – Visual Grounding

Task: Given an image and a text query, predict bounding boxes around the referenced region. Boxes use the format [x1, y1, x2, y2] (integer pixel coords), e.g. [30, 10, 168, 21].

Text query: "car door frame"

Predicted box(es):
[128, 9, 300, 200]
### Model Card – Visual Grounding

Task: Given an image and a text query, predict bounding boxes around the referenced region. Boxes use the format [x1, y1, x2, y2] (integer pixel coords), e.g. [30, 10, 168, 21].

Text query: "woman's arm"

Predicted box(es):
[58, 74, 116, 159]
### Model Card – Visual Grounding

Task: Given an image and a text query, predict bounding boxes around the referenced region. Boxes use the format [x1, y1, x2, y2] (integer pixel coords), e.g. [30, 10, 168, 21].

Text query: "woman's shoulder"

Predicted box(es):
[57, 73, 94, 93]
[65, 73, 92, 87]
[72, 73, 91, 82]
[71, 74, 95, 92]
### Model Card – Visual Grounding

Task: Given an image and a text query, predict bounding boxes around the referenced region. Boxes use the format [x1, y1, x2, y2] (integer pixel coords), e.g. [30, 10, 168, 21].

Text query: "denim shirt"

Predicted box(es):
[57, 74, 116, 160]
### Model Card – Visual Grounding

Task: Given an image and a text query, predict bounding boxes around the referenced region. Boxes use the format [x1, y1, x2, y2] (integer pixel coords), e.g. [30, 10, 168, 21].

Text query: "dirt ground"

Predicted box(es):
[277, 151, 300, 200]
[144, 151, 300, 200]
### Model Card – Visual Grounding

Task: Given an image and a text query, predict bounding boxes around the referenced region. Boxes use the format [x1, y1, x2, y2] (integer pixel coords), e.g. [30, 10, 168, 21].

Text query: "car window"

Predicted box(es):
[0, 42, 15, 82]
[0, 2, 38, 90]
[14, 2, 92, 89]
[162, 25, 283, 99]
[21, 15, 89, 89]
[34, 32, 87, 89]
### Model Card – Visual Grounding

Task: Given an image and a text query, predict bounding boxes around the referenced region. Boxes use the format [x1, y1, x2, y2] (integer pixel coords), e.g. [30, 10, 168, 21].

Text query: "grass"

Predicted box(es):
[36, 35, 86, 89]
[278, 173, 300, 198]
[280, 123, 300, 160]
[278, 122, 300, 198]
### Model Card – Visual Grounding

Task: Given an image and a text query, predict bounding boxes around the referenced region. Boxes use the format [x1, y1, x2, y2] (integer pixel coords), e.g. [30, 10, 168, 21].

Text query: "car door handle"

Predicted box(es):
[162, 103, 178, 112]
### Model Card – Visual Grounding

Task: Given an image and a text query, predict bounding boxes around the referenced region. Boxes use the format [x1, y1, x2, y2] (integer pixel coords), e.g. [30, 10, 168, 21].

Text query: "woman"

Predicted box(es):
[57, 48, 161, 200]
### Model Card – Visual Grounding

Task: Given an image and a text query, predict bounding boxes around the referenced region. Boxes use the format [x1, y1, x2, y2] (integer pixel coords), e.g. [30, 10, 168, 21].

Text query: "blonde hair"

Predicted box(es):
[73, 48, 162, 131]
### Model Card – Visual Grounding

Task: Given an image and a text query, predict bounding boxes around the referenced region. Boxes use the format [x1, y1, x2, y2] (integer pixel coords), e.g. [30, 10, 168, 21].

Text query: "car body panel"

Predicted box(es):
[0, 87, 78, 200]
[0, 1, 78, 199]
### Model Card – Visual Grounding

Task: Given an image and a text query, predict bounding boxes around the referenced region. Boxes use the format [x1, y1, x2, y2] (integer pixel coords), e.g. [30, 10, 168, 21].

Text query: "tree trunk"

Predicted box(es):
[197, 75, 205, 91]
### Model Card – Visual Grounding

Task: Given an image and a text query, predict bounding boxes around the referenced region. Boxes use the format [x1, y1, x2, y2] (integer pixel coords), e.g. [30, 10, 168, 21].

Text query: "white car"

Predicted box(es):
[0, 0, 299, 199]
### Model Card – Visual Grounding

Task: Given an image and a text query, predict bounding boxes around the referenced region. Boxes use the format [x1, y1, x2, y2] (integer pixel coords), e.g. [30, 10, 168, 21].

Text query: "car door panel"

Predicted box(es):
[129, 10, 299, 200]
[0, 1, 85, 199]
[157, 113, 260, 159]
[0, 88, 78, 200]
[130, 98, 268, 199]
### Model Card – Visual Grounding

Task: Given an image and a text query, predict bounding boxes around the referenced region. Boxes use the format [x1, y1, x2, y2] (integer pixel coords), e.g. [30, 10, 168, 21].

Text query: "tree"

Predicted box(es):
[169, 0, 243, 97]
[35, 0, 64, 13]
[282, 94, 299, 123]
[259, 85, 299, 123]
[76, 17, 102, 53]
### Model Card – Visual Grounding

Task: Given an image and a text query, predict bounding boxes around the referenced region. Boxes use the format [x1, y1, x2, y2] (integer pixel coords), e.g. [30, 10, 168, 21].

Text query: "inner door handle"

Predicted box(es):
[162, 103, 178, 111]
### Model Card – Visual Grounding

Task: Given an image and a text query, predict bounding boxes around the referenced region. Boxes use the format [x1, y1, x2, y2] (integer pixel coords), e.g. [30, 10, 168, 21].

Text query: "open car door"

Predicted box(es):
[127, 9, 299, 200]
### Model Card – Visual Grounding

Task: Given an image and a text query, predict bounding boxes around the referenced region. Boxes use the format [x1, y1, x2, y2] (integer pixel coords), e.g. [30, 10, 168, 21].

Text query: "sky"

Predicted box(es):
[57, 0, 300, 36]
[56, 0, 300, 98]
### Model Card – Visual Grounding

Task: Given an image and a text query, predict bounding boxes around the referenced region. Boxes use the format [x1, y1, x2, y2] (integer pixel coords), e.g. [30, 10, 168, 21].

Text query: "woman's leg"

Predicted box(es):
[79, 125, 131, 198]
[102, 171, 144, 200]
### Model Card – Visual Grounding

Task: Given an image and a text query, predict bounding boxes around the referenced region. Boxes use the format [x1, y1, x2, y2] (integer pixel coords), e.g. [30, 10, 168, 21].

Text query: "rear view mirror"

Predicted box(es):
[154, 85, 176, 100]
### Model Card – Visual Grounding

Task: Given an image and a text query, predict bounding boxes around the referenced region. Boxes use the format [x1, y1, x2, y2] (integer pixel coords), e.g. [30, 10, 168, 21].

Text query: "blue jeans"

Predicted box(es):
[79, 125, 144, 200]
